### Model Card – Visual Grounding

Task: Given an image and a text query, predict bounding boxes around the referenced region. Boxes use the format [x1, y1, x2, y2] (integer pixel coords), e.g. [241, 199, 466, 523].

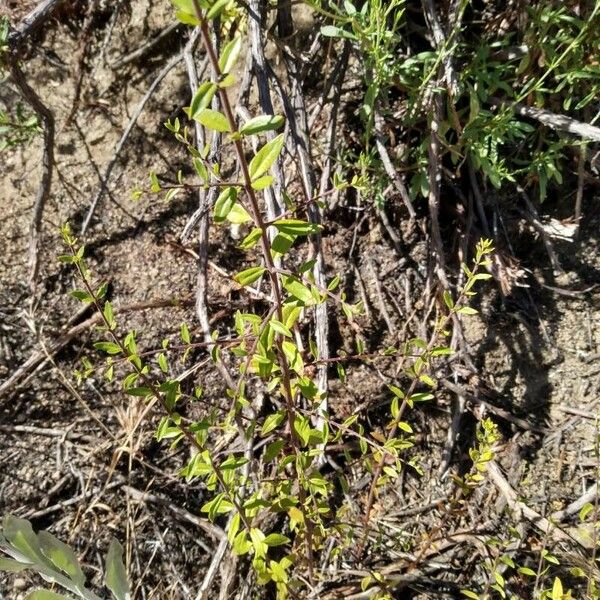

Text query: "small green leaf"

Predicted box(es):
[251, 175, 274, 190]
[249, 134, 285, 180]
[218, 35, 242, 74]
[273, 219, 319, 236]
[226, 203, 252, 224]
[213, 187, 238, 222]
[283, 275, 313, 304]
[207, 0, 230, 20]
[579, 502, 594, 521]
[320, 25, 356, 40]
[193, 108, 231, 132]
[457, 306, 478, 315]
[264, 533, 290, 546]
[69, 290, 94, 303]
[261, 410, 285, 435]
[181, 322, 191, 344]
[240, 115, 285, 136]
[125, 387, 153, 397]
[234, 266, 266, 287]
[188, 82, 218, 119]
[269, 319, 292, 337]
[239, 228, 262, 250]
[105, 539, 130, 600]
[0, 557, 28, 572]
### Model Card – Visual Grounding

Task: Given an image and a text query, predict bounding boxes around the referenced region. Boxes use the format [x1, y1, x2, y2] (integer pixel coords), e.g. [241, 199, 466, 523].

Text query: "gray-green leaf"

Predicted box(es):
[38, 531, 85, 587]
[105, 540, 130, 600]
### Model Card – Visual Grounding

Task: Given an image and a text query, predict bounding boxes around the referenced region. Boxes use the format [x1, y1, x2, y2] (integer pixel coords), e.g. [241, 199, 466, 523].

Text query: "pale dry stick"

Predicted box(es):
[518, 186, 563, 275]
[317, 42, 350, 202]
[486, 460, 583, 547]
[421, 0, 460, 95]
[277, 41, 330, 436]
[489, 98, 600, 143]
[374, 107, 416, 219]
[366, 256, 394, 334]
[7, 58, 54, 296]
[183, 28, 220, 363]
[80, 46, 193, 234]
[551, 483, 598, 523]
[195, 534, 228, 600]
[247, 0, 285, 223]
[575, 142, 587, 235]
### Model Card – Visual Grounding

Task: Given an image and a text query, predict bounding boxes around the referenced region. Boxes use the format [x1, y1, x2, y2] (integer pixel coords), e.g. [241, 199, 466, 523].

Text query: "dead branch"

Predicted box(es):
[7, 59, 55, 295]
[490, 98, 600, 142]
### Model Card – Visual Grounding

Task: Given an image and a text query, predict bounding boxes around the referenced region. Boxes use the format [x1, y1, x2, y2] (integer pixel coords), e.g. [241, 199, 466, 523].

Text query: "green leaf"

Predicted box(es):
[193, 108, 231, 133]
[320, 25, 357, 40]
[443, 290, 454, 309]
[238, 228, 262, 250]
[125, 387, 153, 397]
[38, 530, 85, 587]
[189, 82, 217, 119]
[234, 266, 266, 287]
[174, 10, 200, 25]
[240, 115, 285, 136]
[283, 276, 313, 304]
[69, 290, 94, 303]
[218, 35, 242, 74]
[226, 203, 252, 224]
[271, 233, 294, 255]
[263, 439, 285, 461]
[551, 578, 563, 600]
[460, 591, 479, 600]
[249, 134, 285, 180]
[94, 341, 122, 355]
[213, 187, 238, 223]
[207, 0, 230, 20]
[0, 557, 28, 572]
[103, 301, 116, 330]
[517, 567, 537, 576]
[261, 410, 285, 435]
[282, 340, 304, 374]
[251, 175, 274, 190]
[180, 323, 191, 344]
[273, 219, 319, 236]
[2, 515, 48, 565]
[457, 306, 478, 315]
[105, 539, 130, 600]
[264, 533, 290, 546]
[269, 319, 292, 338]
[201, 493, 235, 520]
[24, 591, 72, 600]
[579, 502, 593, 521]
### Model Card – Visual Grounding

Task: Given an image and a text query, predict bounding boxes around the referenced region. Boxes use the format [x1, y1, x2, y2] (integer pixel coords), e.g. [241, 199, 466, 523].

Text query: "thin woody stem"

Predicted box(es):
[191, 1, 316, 581]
